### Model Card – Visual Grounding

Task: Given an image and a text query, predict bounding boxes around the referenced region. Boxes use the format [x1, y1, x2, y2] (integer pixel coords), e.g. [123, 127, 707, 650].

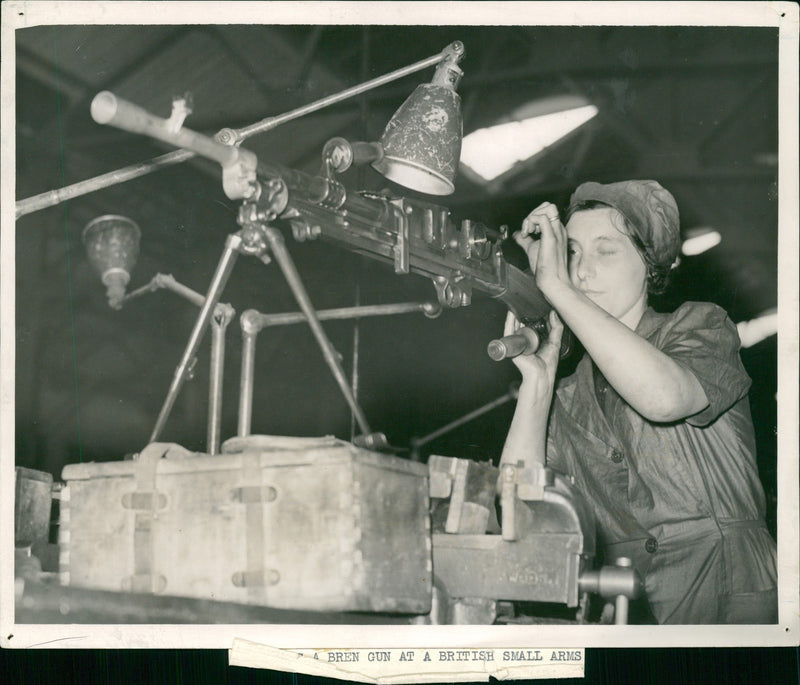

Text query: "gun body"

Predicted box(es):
[277, 184, 550, 322]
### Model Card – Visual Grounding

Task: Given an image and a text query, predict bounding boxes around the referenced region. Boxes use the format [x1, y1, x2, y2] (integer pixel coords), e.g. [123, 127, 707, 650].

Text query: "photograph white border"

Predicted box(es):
[2, 1, 798, 650]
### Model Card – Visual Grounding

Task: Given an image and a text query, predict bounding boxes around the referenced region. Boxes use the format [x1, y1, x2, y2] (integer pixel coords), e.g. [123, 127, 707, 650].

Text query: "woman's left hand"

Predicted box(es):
[504, 308, 564, 403]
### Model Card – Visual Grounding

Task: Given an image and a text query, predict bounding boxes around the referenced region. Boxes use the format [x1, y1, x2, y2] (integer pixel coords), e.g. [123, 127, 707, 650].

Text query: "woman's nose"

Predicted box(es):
[572, 254, 592, 282]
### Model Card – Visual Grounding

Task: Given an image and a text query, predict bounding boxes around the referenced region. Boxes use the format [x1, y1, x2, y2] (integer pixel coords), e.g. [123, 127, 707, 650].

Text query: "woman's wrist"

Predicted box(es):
[537, 276, 576, 307]
[516, 378, 553, 412]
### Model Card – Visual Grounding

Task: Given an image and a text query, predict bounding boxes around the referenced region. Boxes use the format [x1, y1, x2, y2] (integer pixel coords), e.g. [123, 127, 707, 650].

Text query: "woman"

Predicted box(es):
[500, 180, 777, 624]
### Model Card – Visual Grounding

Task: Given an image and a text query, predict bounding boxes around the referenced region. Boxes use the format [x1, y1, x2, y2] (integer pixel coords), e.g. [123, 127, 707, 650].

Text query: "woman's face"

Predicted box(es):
[565, 207, 648, 328]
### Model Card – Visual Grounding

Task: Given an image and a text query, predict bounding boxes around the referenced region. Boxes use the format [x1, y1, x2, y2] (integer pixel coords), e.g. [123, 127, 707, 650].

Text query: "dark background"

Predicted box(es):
[14, 24, 780, 532]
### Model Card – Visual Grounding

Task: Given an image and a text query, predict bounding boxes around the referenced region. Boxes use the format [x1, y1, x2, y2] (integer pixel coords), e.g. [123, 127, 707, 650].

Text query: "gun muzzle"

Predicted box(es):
[90, 91, 250, 169]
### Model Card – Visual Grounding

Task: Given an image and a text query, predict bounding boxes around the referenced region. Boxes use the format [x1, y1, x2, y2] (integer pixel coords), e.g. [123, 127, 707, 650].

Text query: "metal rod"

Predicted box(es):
[154, 274, 207, 307]
[16, 45, 453, 217]
[122, 273, 206, 308]
[16, 150, 195, 219]
[149, 233, 241, 443]
[411, 383, 520, 450]
[237, 325, 257, 438]
[350, 285, 361, 443]
[235, 301, 436, 439]
[262, 226, 371, 436]
[116, 269, 234, 451]
[615, 594, 629, 625]
[230, 50, 446, 143]
[207, 313, 229, 455]
[248, 301, 439, 329]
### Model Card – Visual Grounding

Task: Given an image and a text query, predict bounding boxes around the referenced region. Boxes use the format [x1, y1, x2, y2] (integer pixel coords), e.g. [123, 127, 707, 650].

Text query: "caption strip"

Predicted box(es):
[229, 640, 585, 682]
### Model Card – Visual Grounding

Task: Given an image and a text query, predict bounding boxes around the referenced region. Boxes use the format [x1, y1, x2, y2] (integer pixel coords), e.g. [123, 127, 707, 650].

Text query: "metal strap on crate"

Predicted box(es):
[124, 442, 179, 594]
[231, 451, 275, 599]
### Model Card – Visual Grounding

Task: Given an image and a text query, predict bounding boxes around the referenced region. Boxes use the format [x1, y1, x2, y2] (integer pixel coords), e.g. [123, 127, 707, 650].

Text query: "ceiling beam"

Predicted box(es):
[697, 70, 776, 151]
[36, 26, 193, 140]
[16, 44, 89, 103]
[295, 27, 325, 85]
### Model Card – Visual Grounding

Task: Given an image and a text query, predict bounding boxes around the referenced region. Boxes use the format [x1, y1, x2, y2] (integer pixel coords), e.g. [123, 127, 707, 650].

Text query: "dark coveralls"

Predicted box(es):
[546, 301, 778, 624]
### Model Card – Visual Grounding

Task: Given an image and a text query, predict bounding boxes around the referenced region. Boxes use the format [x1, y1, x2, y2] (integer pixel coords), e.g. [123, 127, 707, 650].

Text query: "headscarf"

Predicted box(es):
[568, 179, 680, 271]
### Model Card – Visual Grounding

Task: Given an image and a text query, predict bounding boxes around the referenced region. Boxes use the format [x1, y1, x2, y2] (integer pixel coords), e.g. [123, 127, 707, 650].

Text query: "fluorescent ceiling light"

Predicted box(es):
[681, 228, 722, 256]
[737, 309, 777, 348]
[460, 104, 598, 183]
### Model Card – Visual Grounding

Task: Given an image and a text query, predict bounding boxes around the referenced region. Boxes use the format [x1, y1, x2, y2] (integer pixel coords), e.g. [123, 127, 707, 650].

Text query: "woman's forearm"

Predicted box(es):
[546, 282, 708, 421]
[500, 382, 550, 469]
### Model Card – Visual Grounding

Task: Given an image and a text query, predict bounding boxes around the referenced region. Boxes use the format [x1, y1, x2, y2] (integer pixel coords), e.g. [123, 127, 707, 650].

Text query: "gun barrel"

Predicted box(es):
[91, 91, 245, 168]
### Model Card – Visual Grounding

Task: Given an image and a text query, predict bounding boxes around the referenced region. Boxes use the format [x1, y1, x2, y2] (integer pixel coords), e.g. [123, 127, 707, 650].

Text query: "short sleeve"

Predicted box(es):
[653, 302, 751, 427]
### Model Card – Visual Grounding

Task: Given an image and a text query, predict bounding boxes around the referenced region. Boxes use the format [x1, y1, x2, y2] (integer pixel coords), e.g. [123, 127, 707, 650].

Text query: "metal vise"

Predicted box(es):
[426, 456, 641, 624]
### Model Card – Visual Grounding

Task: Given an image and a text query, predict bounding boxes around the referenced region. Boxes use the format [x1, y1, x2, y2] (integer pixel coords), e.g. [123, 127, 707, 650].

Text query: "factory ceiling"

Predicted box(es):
[12, 22, 782, 485]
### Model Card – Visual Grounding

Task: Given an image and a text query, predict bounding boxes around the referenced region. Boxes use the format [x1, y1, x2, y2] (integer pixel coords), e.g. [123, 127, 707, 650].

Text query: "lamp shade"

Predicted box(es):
[82, 214, 141, 309]
[372, 83, 462, 195]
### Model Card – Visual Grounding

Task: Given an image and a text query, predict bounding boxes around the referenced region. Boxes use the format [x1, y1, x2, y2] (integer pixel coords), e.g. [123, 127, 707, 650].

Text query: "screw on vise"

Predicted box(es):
[578, 557, 643, 625]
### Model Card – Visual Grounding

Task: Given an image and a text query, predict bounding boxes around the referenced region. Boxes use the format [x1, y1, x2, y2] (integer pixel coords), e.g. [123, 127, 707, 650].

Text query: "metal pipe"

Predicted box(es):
[224, 49, 451, 145]
[261, 226, 371, 436]
[113, 269, 234, 450]
[350, 287, 361, 443]
[237, 317, 258, 438]
[154, 274, 207, 308]
[121, 273, 206, 308]
[614, 594, 629, 625]
[234, 301, 437, 439]
[207, 310, 231, 455]
[247, 301, 440, 329]
[149, 233, 241, 443]
[410, 382, 520, 450]
[16, 149, 194, 219]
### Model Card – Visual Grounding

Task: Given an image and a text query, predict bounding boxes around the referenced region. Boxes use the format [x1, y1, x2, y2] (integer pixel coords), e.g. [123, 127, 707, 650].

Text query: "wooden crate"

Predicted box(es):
[59, 437, 431, 613]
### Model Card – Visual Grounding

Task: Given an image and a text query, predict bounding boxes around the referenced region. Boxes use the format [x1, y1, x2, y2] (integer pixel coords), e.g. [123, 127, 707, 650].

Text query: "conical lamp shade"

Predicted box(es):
[83, 214, 140, 308]
[372, 83, 462, 195]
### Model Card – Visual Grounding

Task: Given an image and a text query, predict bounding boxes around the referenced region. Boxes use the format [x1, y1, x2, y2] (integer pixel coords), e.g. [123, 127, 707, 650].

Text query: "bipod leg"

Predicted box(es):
[149, 233, 242, 444]
[260, 225, 375, 441]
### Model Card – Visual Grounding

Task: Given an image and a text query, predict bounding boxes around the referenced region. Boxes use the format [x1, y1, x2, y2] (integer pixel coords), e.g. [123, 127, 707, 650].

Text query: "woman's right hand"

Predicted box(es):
[504, 309, 564, 402]
[513, 201, 560, 273]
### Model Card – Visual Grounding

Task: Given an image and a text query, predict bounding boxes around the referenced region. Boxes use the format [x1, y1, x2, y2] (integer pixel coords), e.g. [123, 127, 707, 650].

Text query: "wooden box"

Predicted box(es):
[59, 437, 432, 613]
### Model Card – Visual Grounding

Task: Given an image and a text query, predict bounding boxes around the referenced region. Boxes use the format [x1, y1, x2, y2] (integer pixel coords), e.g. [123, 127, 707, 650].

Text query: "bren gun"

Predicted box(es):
[88, 89, 567, 447]
[90, 92, 553, 324]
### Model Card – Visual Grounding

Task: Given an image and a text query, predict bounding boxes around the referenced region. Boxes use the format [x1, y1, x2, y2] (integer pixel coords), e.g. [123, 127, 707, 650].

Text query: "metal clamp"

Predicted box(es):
[498, 463, 550, 541]
[432, 272, 472, 308]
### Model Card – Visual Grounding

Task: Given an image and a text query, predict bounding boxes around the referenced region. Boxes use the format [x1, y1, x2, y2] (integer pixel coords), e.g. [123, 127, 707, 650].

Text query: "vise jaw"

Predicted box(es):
[428, 456, 597, 610]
